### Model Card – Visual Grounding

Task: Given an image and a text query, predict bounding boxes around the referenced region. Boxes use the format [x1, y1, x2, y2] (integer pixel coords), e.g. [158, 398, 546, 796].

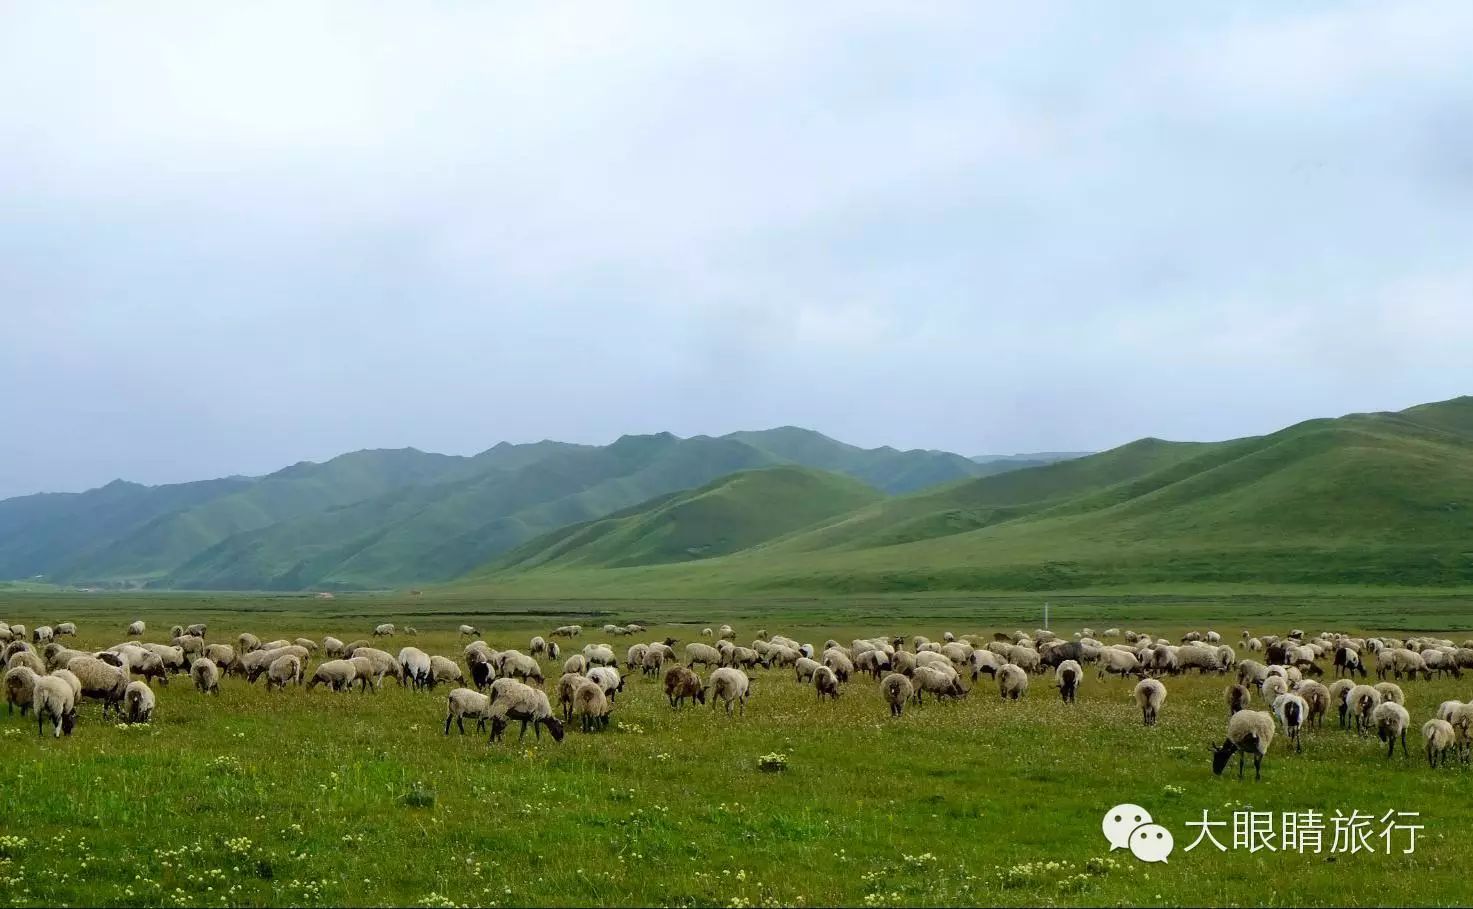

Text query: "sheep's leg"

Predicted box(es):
[1253, 753, 1262, 780]
[1237, 751, 1245, 779]
[442, 714, 452, 735]
[1386, 736, 1394, 759]
[1401, 730, 1408, 758]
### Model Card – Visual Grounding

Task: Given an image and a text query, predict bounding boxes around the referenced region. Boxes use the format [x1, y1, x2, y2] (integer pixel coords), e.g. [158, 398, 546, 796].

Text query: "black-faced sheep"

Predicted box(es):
[1423, 718, 1456, 768]
[663, 666, 705, 708]
[881, 672, 912, 717]
[191, 658, 221, 695]
[1133, 678, 1166, 727]
[443, 687, 493, 734]
[32, 674, 77, 738]
[124, 680, 155, 723]
[706, 667, 750, 716]
[573, 680, 611, 732]
[1372, 701, 1410, 759]
[1055, 660, 1082, 704]
[1211, 709, 1275, 780]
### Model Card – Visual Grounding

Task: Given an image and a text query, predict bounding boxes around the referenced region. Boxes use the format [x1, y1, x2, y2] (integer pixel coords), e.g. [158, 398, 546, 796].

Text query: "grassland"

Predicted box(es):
[4, 590, 1473, 907]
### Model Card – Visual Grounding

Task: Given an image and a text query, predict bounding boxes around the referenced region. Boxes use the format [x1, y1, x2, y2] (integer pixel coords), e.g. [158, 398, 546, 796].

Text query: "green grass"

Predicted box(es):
[4, 590, 1473, 906]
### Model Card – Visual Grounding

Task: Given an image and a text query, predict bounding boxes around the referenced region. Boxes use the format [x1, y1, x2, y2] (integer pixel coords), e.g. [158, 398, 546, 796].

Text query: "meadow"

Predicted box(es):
[4, 589, 1473, 907]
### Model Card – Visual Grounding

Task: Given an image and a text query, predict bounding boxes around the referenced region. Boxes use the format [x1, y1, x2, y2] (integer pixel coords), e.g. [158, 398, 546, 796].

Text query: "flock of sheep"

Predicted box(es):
[4, 617, 1472, 782]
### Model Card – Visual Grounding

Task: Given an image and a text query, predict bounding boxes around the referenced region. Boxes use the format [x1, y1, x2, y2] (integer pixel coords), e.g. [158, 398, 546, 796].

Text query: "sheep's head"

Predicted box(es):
[1210, 739, 1237, 775]
[541, 717, 565, 742]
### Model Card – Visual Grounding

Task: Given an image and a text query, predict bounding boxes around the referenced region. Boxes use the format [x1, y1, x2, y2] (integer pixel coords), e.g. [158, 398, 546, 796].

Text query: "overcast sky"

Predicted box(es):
[3, 2, 1471, 498]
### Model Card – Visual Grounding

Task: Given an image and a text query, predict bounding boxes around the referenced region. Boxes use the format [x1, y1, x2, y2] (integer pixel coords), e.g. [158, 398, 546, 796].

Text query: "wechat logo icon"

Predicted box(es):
[1103, 803, 1174, 863]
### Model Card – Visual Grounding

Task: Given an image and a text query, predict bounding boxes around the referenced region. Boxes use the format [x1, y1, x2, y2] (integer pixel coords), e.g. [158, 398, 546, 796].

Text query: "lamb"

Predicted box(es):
[813, 665, 841, 701]
[32, 674, 78, 738]
[5, 665, 36, 715]
[1423, 719, 1456, 768]
[1055, 660, 1082, 704]
[191, 658, 221, 695]
[663, 666, 706, 708]
[997, 664, 1029, 701]
[460, 625, 481, 638]
[1348, 684, 1381, 736]
[399, 647, 433, 689]
[1225, 683, 1251, 717]
[266, 654, 303, 690]
[1372, 701, 1410, 758]
[308, 660, 358, 692]
[486, 680, 565, 743]
[124, 680, 155, 723]
[1272, 692, 1308, 753]
[443, 687, 493, 734]
[127, 620, 146, 637]
[373, 623, 395, 637]
[794, 657, 821, 684]
[706, 667, 750, 716]
[1133, 678, 1166, 727]
[881, 673, 913, 717]
[685, 642, 722, 669]
[588, 666, 623, 701]
[68, 655, 129, 715]
[430, 656, 463, 686]
[1211, 710, 1275, 780]
[573, 680, 612, 732]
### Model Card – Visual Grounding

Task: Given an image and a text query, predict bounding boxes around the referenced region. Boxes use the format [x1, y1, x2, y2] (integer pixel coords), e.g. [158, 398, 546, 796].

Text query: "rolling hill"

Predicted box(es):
[0, 427, 1008, 590]
[468, 396, 1473, 595]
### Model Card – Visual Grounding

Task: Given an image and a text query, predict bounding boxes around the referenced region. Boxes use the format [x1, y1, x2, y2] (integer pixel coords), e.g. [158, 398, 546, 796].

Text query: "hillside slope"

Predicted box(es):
[467, 396, 1473, 594]
[490, 466, 883, 571]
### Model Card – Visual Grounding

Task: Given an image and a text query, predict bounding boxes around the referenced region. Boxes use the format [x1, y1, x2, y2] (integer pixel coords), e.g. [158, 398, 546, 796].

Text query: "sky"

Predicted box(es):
[3, 1, 1471, 498]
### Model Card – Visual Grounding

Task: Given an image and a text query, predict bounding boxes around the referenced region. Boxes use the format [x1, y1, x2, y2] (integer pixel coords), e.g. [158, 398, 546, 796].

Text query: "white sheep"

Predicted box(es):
[32, 674, 77, 737]
[487, 680, 564, 743]
[322, 636, 345, 657]
[430, 656, 463, 686]
[399, 647, 433, 689]
[373, 623, 395, 637]
[1373, 682, 1405, 706]
[573, 680, 612, 732]
[1423, 718, 1456, 768]
[1271, 692, 1308, 752]
[5, 665, 37, 716]
[127, 620, 146, 637]
[309, 660, 358, 692]
[684, 642, 722, 669]
[1055, 660, 1082, 704]
[68, 655, 129, 716]
[191, 658, 221, 695]
[443, 687, 493, 734]
[997, 664, 1029, 701]
[266, 654, 303, 690]
[1372, 701, 1410, 759]
[813, 665, 841, 701]
[881, 672, 912, 717]
[1348, 684, 1381, 736]
[707, 667, 750, 716]
[460, 624, 480, 638]
[1211, 710, 1275, 780]
[1133, 678, 1166, 727]
[124, 680, 155, 723]
[794, 657, 820, 684]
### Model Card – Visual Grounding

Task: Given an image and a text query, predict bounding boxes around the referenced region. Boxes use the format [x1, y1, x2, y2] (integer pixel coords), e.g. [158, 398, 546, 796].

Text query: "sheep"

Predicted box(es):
[1292, 679, 1330, 728]
[641, 647, 668, 678]
[124, 680, 155, 723]
[1348, 685, 1382, 736]
[320, 636, 345, 658]
[349, 648, 402, 689]
[8, 650, 44, 676]
[550, 625, 582, 638]
[32, 626, 54, 644]
[1055, 659, 1082, 704]
[460, 625, 480, 638]
[1261, 675, 1289, 703]
[794, 657, 820, 684]
[1133, 678, 1166, 727]
[530, 636, 547, 656]
[190, 658, 221, 695]
[309, 660, 358, 691]
[32, 674, 78, 737]
[1096, 648, 1139, 680]
[237, 633, 262, 653]
[443, 687, 493, 734]
[855, 649, 891, 679]
[718, 624, 736, 641]
[685, 642, 722, 669]
[67, 655, 129, 715]
[369, 623, 393, 637]
[583, 644, 617, 668]
[706, 667, 750, 716]
[663, 665, 705, 708]
[138, 643, 187, 676]
[127, 620, 146, 637]
[701, 627, 713, 638]
[1333, 645, 1366, 678]
[1272, 693, 1308, 753]
[1373, 681, 1405, 707]
[555, 672, 588, 721]
[43, 645, 88, 672]
[502, 652, 545, 684]
[266, 654, 303, 690]
[1328, 678, 1355, 728]
[293, 638, 319, 653]
[183, 623, 207, 638]
[1423, 719, 1457, 768]
[626, 643, 650, 672]
[1372, 701, 1410, 759]
[562, 654, 589, 676]
[1211, 710, 1275, 779]
[890, 650, 917, 677]
[340, 639, 372, 658]
[573, 680, 612, 732]
[399, 647, 433, 689]
[486, 680, 564, 743]
[1005, 645, 1042, 674]
[1381, 648, 1429, 681]
[430, 656, 463, 686]
[1225, 683, 1251, 717]
[813, 665, 841, 701]
[587, 666, 623, 701]
[881, 672, 913, 717]
[201, 644, 238, 676]
[5, 665, 37, 715]
[243, 646, 310, 683]
[997, 664, 1029, 701]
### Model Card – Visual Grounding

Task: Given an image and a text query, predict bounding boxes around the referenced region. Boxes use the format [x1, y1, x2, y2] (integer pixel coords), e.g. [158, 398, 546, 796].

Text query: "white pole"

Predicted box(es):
[1044, 601, 1049, 630]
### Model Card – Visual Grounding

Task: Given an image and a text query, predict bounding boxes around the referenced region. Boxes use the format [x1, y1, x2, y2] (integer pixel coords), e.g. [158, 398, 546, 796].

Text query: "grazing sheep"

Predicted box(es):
[641, 647, 668, 678]
[663, 666, 706, 708]
[587, 666, 623, 701]
[399, 647, 433, 689]
[32, 674, 78, 738]
[127, 620, 146, 637]
[1272, 693, 1308, 753]
[430, 656, 463, 686]
[1328, 678, 1355, 728]
[1211, 710, 1276, 780]
[372, 623, 395, 637]
[626, 644, 650, 672]
[32, 626, 54, 644]
[340, 639, 371, 658]
[583, 644, 617, 668]
[563, 654, 588, 676]
[322, 636, 345, 658]
[1348, 685, 1382, 736]
[1261, 675, 1289, 702]
[266, 654, 303, 691]
[1225, 683, 1251, 717]
[821, 648, 854, 682]
[8, 650, 44, 676]
[1133, 678, 1166, 727]
[184, 623, 207, 638]
[202, 644, 238, 676]
[124, 680, 155, 723]
[794, 657, 820, 684]
[1373, 682, 1405, 706]
[530, 636, 547, 656]
[573, 680, 612, 732]
[855, 649, 891, 679]
[1293, 680, 1330, 728]
[1372, 701, 1410, 758]
[707, 667, 750, 716]
[460, 625, 480, 638]
[242, 646, 309, 683]
[237, 633, 262, 653]
[1423, 719, 1456, 768]
[486, 681, 564, 743]
[502, 652, 545, 684]
[556, 672, 588, 721]
[309, 660, 358, 692]
[348, 648, 402, 689]
[881, 673, 913, 717]
[443, 687, 493, 734]
[685, 642, 722, 669]
[718, 624, 736, 641]
[5, 665, 36, 715]
[813, 665, 841, 701]
[1096, 648, 1139, 679]
[997, 664, 1029, 701]
[1055, 660, 1082, 704]
[191, 658, 221, 695]
[1334, 645, 1366, 678]
[67, 655, 129, 716]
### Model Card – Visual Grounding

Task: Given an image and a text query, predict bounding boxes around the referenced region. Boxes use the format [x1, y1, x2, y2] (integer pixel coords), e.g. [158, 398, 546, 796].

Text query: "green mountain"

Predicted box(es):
[720, 427, 990, 493]
[466, 396, 1473, 595]
[490, 466, 883, 572]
